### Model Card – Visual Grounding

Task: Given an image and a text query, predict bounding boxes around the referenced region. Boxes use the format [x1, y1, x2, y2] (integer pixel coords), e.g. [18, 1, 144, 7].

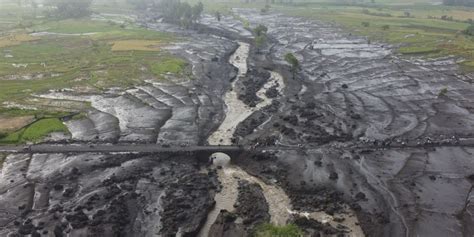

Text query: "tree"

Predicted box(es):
[0, 132, 7, 139]
[438, 88, 448, 97]
[215, 11, 221, 22]
[191, 2, 204, 23]
[253, 24, 268, 52]
[156, 0, 204, 28]
[261, 4, 270, 14]
[46, 0, 93, 19]
[464, 25, 474, 36]
[253, 24, 268, 37]
[31, 0, 38, 18]
[178, 2, 193, 28]
[284, 53, 299, 78]
[255, 35, 266, 51]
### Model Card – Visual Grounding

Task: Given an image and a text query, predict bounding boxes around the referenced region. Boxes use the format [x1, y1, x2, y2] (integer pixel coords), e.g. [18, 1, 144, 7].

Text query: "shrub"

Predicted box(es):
[361, 22, 370, 27]
[0, 132, 7, 139]
[261, 4, 271, 14]
[439, 88, 448, 97]
[254, 24, 268, 36]
[382, 25, 390, 30]
[284, 53, 299, 71]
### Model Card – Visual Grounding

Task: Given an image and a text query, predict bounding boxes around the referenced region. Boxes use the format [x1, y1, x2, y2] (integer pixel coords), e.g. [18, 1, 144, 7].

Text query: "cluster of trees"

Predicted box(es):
[128, 0, 204, 28]
[45, 0, 93, 19]
[442, 0, 474, 6]
[159, 0, 203, 27]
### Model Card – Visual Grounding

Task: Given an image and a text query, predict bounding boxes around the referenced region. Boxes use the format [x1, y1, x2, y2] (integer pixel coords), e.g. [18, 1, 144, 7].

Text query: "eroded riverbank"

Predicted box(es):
[202, 41, 291, 236]
[202, 40, 364, 236]
[0, 8, 473, 237]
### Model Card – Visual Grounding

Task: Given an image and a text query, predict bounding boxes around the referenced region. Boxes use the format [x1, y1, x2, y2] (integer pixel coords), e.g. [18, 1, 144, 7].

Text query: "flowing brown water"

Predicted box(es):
[201, 41, 363, 237]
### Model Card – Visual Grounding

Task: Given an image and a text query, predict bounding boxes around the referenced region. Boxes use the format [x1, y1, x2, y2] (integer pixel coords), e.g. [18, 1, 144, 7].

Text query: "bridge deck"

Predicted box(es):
[0, 144, 248, 154]
[1, 138, 474, 154]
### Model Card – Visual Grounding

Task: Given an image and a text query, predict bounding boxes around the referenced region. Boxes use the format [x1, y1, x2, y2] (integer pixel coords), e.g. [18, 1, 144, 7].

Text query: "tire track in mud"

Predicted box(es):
[358, 156, 410, 237]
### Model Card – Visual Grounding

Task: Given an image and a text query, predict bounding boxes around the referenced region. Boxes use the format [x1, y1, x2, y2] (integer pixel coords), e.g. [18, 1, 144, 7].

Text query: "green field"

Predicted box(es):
[0, 2, 189, 144]
[0, 117, 69, 144]
[0, 20, 185, 102]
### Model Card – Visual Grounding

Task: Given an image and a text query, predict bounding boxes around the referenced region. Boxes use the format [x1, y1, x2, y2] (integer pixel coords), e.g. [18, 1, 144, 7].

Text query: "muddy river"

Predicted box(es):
[0, 8, 473, 237]
[202, 41, 363, 237]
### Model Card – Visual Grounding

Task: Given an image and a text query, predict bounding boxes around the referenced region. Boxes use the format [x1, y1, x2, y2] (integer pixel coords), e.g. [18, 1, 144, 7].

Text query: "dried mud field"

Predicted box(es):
[0, 9, 473, 237]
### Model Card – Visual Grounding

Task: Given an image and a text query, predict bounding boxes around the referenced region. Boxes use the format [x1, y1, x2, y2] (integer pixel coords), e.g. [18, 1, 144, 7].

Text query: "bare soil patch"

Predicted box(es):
[0, 116, 34, 132]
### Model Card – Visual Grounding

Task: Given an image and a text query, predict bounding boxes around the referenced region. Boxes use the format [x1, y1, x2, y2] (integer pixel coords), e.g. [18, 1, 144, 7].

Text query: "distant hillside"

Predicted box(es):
[443, 0, 474, 6]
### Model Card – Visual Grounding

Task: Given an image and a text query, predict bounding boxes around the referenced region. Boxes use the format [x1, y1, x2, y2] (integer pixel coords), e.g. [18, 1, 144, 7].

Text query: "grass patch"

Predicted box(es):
[399, 46, 441, 54]
[0, 33, 38, 48]
[0, 118, 69, 144]
[36, 19, 120, 34]
[111, 40, 162, 51]
[150, 57, 188, 75]
[253, 224, 303, 237]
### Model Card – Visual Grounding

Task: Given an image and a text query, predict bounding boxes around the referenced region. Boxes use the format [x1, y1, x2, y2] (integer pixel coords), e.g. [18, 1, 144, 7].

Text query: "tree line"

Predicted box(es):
[128, 0, 204, 28]
[42, 0, 204, 26]
[45, 0, 93, 19]
[442, 0, 474, 7]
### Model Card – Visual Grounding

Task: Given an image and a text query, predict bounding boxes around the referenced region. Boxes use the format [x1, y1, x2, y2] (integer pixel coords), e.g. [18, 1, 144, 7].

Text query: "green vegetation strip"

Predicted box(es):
[253, 224, 303, 237]
[0, 117, 69, 144]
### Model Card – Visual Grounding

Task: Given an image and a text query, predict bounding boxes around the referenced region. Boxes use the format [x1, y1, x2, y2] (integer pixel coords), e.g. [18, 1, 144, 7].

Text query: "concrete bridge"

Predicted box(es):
[0, 143, 285, 162]
[2, 138, 474, 159]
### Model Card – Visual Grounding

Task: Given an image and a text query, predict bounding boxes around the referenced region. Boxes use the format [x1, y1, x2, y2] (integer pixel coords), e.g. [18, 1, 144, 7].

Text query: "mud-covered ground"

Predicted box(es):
[227, 8, 474, 237]
[1, 8, 474, 237]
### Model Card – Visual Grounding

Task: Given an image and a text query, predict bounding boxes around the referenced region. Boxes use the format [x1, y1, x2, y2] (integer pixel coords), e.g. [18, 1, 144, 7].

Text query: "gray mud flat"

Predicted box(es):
[1, 9, 474, 237]
[224, 8, 474, 237]
[0, 153, 218, 237]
